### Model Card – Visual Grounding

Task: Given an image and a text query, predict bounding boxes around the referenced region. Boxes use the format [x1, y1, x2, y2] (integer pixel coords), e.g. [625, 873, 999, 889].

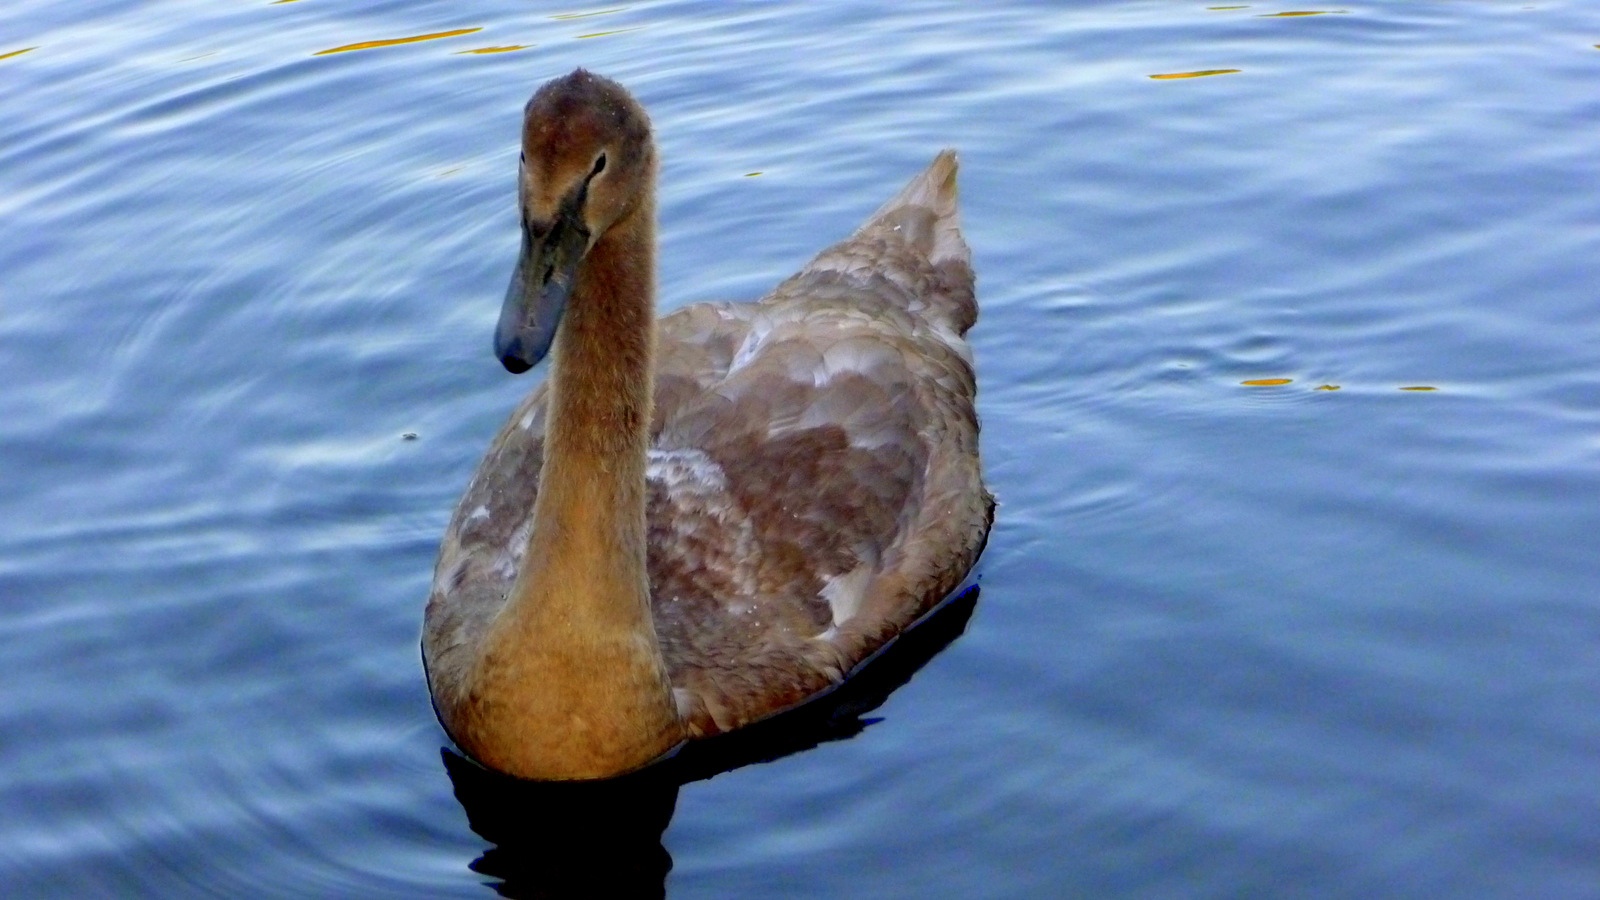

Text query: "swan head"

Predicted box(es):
[496, 69, 655, 374]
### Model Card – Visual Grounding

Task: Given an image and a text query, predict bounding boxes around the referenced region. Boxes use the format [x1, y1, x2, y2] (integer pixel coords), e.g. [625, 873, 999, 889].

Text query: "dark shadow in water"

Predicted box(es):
[443, 753, 680, 899]
[441, 584, 981, 899]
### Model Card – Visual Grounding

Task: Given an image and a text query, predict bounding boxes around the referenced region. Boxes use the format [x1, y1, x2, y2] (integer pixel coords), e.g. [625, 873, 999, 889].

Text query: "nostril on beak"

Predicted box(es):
[501, 354, 533, 374]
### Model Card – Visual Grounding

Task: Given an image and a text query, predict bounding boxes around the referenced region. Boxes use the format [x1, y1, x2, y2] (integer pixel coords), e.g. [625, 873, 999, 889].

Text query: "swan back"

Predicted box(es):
[632, 151, 990, 733]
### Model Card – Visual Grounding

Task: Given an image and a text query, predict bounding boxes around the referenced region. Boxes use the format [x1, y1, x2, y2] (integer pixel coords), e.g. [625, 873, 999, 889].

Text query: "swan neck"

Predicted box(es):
[525, 196, 658, 594]
[546, 197, 657, 474]
[461, 193, 683, 780]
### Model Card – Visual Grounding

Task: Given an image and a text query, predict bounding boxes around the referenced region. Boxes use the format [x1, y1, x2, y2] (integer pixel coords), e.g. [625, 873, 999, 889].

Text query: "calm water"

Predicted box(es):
[4, 1, 1599, 896]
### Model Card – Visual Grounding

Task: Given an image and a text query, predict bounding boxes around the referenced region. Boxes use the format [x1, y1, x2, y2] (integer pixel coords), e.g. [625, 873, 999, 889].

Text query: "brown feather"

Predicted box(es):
[424, 71, 991, 778]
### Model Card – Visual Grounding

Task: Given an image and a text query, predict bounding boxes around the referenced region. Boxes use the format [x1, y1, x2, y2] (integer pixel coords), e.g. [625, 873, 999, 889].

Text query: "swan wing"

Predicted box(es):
[644, 152, 990, 735]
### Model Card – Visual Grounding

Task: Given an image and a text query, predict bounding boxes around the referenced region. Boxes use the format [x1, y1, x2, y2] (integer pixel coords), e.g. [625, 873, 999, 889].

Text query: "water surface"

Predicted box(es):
[3, 1, 1599, 897]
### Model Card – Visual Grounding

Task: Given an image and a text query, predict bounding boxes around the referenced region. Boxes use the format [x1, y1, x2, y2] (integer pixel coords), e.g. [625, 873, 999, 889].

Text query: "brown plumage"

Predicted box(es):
[423, 69, 993, 780]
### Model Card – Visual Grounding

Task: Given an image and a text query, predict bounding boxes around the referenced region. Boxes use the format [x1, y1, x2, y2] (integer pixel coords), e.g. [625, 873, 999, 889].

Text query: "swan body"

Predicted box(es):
[423, 70, 992, 780]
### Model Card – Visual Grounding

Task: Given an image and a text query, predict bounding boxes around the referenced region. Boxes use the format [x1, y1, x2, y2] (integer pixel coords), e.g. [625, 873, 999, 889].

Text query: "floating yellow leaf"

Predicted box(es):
[1399, 386, 1437, 391]
[1313, 384, 1340, 391]
[315, 27, 482, 56]
[0, 47, 38, 61]
[456, 45, 531, 54]
[1150, 69, 1241, 79]
[1242, 378, 1292, 386]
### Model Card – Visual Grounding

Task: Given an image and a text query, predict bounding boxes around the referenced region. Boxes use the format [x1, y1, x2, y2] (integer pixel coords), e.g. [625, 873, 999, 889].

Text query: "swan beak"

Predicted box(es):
[495, 213, 589, 374]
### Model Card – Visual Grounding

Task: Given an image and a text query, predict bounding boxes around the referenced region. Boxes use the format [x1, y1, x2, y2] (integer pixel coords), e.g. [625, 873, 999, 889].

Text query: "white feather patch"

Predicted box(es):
[496, 518, 532, 579]
[647, 447, 728, 492]
[820, 564, 873, 627]
[728, 312, 775, 373]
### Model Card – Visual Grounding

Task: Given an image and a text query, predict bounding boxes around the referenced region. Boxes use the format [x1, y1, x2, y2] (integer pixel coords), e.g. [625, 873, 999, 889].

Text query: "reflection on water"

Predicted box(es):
[315, 28, 485, 57]
[549, 10, 630, 21]
[457, 46, 534, 56]
[1149, 69, 1242, 80]
[447, 589, 980, 898]
[445, 755, 679, 900]
[4, 0, 1600, 896]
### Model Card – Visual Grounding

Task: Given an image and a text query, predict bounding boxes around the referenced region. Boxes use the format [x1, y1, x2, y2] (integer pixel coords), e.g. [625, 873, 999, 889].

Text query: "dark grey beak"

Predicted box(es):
[494, 213, 589, 373]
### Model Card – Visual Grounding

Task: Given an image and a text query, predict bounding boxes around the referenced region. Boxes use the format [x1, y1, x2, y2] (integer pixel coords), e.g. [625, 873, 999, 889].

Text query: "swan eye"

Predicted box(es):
[519, 151, 525, 165]
[591, 153, 607, 177]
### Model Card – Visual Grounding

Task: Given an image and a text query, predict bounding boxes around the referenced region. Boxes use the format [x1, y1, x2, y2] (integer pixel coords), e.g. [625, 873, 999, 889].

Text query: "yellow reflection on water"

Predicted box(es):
[575, 28, 641, 39]
[744, 172, 763, 177]
[0, 47, 38, 61]
[1208, 6, 1250, 9]
[551, 8, 627, 19]
[457, 45, 532, 55]
[1240, 381, 1435, 391]
[314, 27, 483, 56]
[1150, 69, 1241, 79]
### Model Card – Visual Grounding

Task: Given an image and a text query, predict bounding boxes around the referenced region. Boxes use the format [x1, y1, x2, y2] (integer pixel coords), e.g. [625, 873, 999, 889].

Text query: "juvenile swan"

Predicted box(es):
[423, 70, 992, 780]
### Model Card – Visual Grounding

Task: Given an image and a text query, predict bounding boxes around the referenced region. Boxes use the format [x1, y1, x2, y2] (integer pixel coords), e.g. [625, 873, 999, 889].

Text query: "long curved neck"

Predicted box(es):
[536, 197, 657, 588]
[459, 195, 685, 780]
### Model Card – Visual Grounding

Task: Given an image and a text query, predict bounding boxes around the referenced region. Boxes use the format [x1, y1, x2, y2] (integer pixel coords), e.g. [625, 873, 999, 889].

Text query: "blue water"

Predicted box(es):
[4, 1, 1599, 896]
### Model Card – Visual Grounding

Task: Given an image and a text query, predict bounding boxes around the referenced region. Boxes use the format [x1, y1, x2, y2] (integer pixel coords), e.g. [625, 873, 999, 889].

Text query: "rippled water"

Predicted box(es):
[4, 1, 1599, 897]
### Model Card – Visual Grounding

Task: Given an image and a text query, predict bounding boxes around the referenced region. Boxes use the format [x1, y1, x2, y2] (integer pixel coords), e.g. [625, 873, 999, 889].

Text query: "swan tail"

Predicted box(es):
[860, 149, 970, 268]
